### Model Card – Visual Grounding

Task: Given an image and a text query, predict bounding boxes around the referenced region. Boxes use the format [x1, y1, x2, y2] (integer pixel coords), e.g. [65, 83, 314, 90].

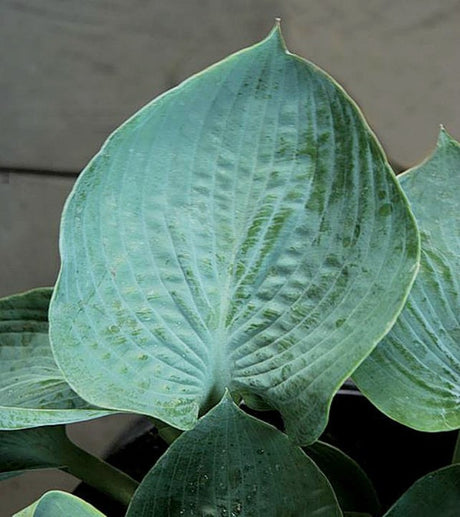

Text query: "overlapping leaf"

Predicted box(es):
[50, 25, 418, 444]
[0, 424, 138, 506]
[0, 426, 70, 478]
[127, 395, 342, 516]
[306, 441, 380, 515]
[0, 288, 112, 429]
[354, 130, 460, 431]
[14, 490, 104, 517]
[383, 465, 460, 517]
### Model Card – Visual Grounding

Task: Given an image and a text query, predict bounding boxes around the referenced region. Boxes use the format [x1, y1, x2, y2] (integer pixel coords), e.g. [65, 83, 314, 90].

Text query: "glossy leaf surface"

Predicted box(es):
[50, 25, 418, 443]
[127, 395, 342, 517]
[14, 490, 104, 517]
[306, 441, 380, 515]
[0, 289, 112, 429]
[383, 465, 460, 517]
[354, 130, 460, 431]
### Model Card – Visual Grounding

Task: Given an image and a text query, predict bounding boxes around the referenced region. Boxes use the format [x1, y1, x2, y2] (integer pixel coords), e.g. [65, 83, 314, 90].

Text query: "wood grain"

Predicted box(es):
[0, 171, 75, 296]
[1, 1, 459, 172]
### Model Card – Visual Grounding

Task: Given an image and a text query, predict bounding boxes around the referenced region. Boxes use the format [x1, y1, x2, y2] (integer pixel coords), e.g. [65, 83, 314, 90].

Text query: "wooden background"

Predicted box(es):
[2, 0, 460, 298]
[1, 0, 459, 514]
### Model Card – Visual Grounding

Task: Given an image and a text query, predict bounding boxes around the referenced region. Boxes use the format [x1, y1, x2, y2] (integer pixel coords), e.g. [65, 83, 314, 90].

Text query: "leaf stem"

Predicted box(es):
[151, 418, 182, 445]
[62, 438, 138, 507]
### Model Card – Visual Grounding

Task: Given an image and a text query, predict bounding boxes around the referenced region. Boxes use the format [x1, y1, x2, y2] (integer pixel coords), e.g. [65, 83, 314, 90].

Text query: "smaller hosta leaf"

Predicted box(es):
[14, 490, 105, 517]
[0, 288, 112, 429]
[383, 465, 460, 517]
[306, 441, 380, 515]
[127, 394, 342, 517]
[354, 130, 460, 431]
[0, 426, 71, 478]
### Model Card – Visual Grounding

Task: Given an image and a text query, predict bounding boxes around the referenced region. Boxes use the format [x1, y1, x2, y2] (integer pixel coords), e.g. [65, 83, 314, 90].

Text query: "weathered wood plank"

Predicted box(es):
[0, 171, 75, 297]
[0, 0, 278, 172]
[1, 0, 459, 172]
[0, 170, 143, 516]
[286, 0, 460, 167]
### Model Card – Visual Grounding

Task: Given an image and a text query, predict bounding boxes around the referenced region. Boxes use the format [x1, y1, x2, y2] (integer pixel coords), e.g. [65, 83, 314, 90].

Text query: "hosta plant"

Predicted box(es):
[1, 23, 459, 516]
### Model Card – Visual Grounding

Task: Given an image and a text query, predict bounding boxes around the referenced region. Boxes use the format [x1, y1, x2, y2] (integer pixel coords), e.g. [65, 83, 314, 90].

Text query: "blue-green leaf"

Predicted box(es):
[354, 129, 460, 431]
[127, 394, 342, 517]
[383, 465, 460, 517]
[14, 490, 105, 517]
[50, 24, 418, 444]
[0, 289, 113, 429]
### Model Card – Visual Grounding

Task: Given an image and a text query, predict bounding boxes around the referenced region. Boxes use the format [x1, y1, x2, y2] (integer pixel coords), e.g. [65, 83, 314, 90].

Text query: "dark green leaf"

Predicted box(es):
[383, 465, 460, 517]
[0, 425, 138, 506]
[0, 426, 71, 478]
[306, 441, 380, 515]
[127, 394, 342, 516]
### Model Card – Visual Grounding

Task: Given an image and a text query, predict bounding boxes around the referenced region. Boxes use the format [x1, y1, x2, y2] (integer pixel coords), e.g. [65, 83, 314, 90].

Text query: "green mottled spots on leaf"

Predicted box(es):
[378, 203, 393, 216]
[50, 25, 418, 444]
[354, 129, 460, 432]
[0, 289, 112, 430]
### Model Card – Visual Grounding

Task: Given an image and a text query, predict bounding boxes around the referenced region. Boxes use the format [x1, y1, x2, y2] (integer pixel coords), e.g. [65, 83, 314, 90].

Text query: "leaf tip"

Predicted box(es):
[437, 124, 459, 148]
[265, 18, 288, 52]
[221, 388, 238, 407]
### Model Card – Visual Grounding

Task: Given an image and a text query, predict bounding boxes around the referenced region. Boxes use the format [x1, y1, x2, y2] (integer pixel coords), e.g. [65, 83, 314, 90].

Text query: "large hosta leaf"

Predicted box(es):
[127, 394, 342, 517]
[383, 465, 460, 517]
[50, 25, 418, 444]
[354, 130, 460, 431]
[15, 491, 104, 517]
[0, 289, 113, 429]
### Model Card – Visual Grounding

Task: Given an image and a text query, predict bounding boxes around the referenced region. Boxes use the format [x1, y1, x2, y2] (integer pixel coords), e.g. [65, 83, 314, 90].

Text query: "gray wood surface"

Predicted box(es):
[1, 0, 277, 172]
[1, 0, 459, 173]
[0, 171, 75, 297]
